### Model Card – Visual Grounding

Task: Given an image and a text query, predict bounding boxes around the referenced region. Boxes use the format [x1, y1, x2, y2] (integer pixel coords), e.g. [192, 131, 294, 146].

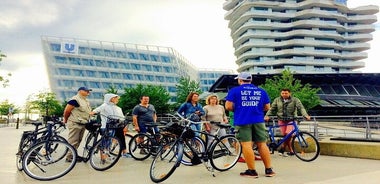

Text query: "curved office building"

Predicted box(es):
[41, 36, 232, 105]
[223, 0, 379, 74]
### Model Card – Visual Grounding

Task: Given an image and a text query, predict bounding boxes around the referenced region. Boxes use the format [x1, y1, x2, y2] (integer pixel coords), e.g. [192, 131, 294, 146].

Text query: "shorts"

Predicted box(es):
[278, 120, 294, 135]
[235, 123, 267, 142]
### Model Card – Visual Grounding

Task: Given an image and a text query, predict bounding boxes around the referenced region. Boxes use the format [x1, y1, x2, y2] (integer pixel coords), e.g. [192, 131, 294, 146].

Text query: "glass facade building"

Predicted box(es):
[223, 0, 379, 74]
[41, 36, 233, 105]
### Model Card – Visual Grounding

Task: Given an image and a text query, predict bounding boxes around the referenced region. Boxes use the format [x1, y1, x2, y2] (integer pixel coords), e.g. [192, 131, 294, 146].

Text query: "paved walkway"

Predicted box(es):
[1, 125, 380, 184]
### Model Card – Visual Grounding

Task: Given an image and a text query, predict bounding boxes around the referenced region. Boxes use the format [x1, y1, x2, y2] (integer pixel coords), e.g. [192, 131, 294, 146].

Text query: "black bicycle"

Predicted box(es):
[129, 122, 175, 161]
[21, 118, 77, 181]
[82, 114, 125, 171]
[149, 113, 241, 183]
[16, 116, 67, 171]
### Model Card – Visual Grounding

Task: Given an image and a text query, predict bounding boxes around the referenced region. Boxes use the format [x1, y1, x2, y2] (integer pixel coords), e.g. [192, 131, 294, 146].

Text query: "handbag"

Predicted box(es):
[188, 113, 201, 122]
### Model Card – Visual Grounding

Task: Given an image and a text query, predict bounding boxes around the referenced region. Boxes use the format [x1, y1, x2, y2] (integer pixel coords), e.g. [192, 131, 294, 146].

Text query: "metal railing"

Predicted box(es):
[265, 115, 380, 141]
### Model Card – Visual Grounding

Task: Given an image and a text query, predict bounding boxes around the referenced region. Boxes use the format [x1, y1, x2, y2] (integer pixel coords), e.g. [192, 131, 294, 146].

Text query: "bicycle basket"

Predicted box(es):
[85, 120, 101, 132]
[106, 118, 124, 129]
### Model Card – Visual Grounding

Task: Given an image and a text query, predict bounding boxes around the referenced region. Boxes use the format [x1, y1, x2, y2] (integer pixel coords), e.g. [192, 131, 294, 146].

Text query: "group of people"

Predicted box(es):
[63, 87, 158, 161]
[62, 71, 311, 179]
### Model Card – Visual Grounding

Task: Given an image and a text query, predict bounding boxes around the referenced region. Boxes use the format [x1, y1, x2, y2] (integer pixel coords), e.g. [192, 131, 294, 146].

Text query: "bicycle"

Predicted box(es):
[128, 121, 175, 161]
[82, 114, 125, 171]
[266, 117, 320, 162]
[16, 116, 67, 171]
[149, 113, 241, 183]
[21, 117, 77, 181]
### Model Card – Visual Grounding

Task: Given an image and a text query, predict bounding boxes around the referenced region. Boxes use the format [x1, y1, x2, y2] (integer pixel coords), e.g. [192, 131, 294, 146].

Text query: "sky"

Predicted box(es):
[0, 0, 379, 107]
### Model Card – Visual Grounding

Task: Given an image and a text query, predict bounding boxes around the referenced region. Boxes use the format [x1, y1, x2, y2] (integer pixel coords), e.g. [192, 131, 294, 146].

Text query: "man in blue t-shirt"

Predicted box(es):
[225, 72, 275, 178]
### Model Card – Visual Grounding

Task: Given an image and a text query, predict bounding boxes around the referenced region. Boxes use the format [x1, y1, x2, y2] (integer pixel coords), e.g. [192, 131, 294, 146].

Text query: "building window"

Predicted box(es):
[102, 82, 112, 88]
[111, 72, 122, 79]
[153, 65, 162, 72]
[128, 52, 139, 59]
[68, 57, 81, 65]
[150, 55, 159, 61]
[139, 53, 149, 60]
[54, 56, 67, 64]
[89, 81, 101, 88]
[122, 73, 133, 80]
[161, 56, 171, 63]
[131, 63, 141, 70]
[73, 69, 85, 76]
[107, 61, 118, 68]
[116, 51, 127, 58]
[76, 80, 87, 87]
[86, 70, 96, 77]
[82, 59, 95, 66]
[142, 64, 152, 71]
[50, 43, 61, 52]
[119, 62, 130, 69]
[91, 48, 103, 56]
[95, 60, 106, 67]
[58, 68, 71, 75]
[99, 71, 110, 78]
[155, 76, 164, 82]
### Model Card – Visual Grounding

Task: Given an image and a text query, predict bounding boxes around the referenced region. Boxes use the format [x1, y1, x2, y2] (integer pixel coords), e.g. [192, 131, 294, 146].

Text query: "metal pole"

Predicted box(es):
[365, 116, 371, 140]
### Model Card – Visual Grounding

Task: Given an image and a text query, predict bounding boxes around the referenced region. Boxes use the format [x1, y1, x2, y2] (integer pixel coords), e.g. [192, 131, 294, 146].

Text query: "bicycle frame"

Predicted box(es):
[267, 120, 300, 150]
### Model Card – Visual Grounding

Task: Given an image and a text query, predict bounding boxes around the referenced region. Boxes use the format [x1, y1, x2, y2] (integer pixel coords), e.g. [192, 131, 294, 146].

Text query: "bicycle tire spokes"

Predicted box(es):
[90, 136, 121, 171]
[209, 135, 241, 171]
[150, 141, 183, 183]
[292, 132, 320, 162]
[22, 141, 77, 181]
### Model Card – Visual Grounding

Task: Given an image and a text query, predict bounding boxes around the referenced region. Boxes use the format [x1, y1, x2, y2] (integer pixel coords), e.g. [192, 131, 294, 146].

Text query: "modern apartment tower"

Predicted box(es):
[223, 0, 379, 74]
[41, 36, 232, 105]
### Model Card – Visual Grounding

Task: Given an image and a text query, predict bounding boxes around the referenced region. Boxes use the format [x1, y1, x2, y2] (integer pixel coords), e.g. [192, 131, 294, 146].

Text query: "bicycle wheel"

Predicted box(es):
[150, 140, 183, 183]
[90, 136, 121, 171]
[83, 132, 97, 162]
[22, 140, 77, 181]
[181, 137, 205, 166]
[210, 135, 241, 171]
[291, 131, 320, 162]
[125, 134, 133, 153]
[128, 133, 152, 160]
[16, 136, 34, 171]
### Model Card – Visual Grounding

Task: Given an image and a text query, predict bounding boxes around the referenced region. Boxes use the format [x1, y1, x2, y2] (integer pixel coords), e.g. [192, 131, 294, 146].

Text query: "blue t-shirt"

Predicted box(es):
[225, 84, 270, 126]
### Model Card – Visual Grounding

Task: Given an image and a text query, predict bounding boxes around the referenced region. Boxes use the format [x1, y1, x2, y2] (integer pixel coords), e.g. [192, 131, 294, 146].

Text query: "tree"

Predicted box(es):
[175, 76, 202, 108]
[118, 84, 171, 115]
[259, 69, 320, 111]
[28, 91, 64, 117]
[0, 51, 11, 87]
[0, 100, 19, 117]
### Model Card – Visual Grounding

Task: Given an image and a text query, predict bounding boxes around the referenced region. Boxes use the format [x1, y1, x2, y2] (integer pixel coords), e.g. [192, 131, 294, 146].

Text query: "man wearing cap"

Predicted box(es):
[63, 87, 92, 162]
[225, 72, 275, 178]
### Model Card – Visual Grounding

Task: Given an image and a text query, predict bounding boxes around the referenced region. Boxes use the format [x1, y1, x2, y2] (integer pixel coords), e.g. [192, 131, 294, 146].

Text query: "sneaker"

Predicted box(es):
[122, 153, 132, 158]
[65, 157, 72, 162]
[77, 156, 83, 162]
[237, 157, 246, 163]
[140, 149, 148, 155]
[255, 155, 262, 160]
[287, 152, 295, 156]
[240, 169, 258, 178]
[265, 168, 276, 177]
[278, 148, 288, 157]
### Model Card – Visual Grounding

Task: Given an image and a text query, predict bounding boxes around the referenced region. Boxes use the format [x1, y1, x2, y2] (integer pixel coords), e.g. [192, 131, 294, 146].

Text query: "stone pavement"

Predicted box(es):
[1, 125, 380, 184]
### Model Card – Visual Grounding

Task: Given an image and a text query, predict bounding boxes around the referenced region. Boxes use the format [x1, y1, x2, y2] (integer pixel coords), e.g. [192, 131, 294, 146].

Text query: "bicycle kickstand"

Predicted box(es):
[204, 161, 216, 177]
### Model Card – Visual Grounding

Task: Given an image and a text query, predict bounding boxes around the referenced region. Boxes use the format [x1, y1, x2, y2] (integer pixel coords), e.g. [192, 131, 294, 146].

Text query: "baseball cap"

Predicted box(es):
[78, 87, 92, 91]
[234, 72, 252, 80]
